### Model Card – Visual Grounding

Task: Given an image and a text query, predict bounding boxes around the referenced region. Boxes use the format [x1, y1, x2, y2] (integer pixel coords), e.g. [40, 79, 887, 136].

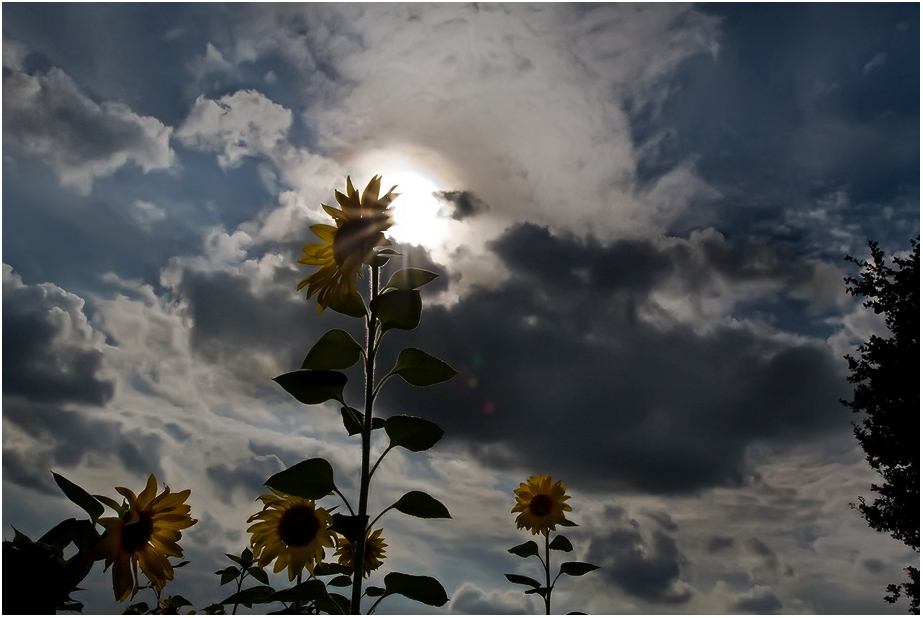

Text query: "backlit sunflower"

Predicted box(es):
[511, 475, 572, 536]
[90, 474, 197, 602]
[247, 489, 337, 580]
[298, 175, 398, 313]
[334, 527, 387, 577]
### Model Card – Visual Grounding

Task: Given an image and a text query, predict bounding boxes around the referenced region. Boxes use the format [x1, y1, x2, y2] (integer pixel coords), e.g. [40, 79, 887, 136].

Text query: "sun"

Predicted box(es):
[382, 169, 450, 249]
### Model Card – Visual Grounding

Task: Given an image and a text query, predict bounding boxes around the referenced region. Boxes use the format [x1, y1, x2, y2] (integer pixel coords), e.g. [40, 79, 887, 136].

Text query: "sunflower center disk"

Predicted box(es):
[278, 505, 321, 547]
[529, 494, 554, 517]
[122, 512, 155, 554]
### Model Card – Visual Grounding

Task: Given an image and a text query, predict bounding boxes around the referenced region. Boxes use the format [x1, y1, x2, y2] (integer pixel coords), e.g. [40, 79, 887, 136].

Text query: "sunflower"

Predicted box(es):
[247, 489, 337, 580]
[511, 475, 572, 536]
[298, 175, 398, 313]
[334, 528, 387, 577]
[90, 474, 197, 602]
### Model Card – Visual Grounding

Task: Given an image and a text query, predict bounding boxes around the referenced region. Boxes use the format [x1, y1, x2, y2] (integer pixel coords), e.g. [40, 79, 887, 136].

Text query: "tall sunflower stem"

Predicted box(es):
[351, 264, 380, 614]
[544, 531, 552, 615]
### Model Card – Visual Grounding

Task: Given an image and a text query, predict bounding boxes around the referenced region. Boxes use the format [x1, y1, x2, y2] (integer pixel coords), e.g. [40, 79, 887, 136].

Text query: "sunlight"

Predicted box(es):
[384, 168, 450, 248]
[347, 150, 453, 250]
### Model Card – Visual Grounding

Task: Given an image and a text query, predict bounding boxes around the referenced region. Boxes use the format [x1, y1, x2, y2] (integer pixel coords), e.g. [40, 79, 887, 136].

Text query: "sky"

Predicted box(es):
[2, 3, 920, 615]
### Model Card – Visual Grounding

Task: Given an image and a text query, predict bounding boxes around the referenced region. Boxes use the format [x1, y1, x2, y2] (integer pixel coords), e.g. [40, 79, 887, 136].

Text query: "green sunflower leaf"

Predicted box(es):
[559, 517, 578, 527]
[341, 407, 385, 436]
[328, 575, 352, 588]
[385, 415, 444, 452]
[53, 472, 104, 523]
[567, 612, 588, 615]
[389, 348, 458, 387]
[366, 585, 386, 598]
[124, 601, 152, 614]
[265, 458, 337, 500]
[221, 585, 275, 607]
[302, 329, 363, 370]
[383, 572, 449, 607]
[383, 268, 439, 291]
[370, 289, 422, 331]
[273, 370, 347, 405]
[391, 491, 452, 519]
[525, 587, 552, 596]
[549, 535, 573, 552]
[505, 573, 542, 589]
[241, 547, 253, 565]
[508, 541, 540, 558]
[169, 595, 193, 608]
[558, 562, 600, 577]
[328, 288, 367, 319]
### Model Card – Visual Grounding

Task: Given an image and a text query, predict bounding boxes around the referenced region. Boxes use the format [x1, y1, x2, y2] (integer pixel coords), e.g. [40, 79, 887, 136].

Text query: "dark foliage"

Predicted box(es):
[842, 238, 920, 614]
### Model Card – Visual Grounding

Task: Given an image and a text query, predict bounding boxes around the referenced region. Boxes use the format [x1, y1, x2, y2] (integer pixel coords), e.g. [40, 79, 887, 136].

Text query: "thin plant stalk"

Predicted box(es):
[351, 264, 380, 614]
[544, 531, 551, 615]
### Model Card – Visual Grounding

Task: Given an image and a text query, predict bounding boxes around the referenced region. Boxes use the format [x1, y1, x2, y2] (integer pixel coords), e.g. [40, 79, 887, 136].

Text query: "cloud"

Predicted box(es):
[2, 66, 175, 194]
[435, 190, 490, 221]
[228, 4, 722, 239]
[729, 585, 783, 614]
[376, 224, 850, 494]
[707, 535, 736, 553]
[2, 264, 114, 406]
[3, 35, 28, 70]
[862, 51, 887, 75]
[175, 89, 292, 169]
[449, 582, 536, 614]
[586, 506, 693, 604]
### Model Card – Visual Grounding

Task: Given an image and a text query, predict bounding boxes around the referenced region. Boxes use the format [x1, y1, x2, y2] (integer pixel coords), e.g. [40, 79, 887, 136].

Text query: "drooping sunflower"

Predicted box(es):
[511, 475, 572, 536]
[334, 527, 388, 577]
[90, 474, 197, 602]
[298, 175, 398, 313]
[247, 488, 337, 580]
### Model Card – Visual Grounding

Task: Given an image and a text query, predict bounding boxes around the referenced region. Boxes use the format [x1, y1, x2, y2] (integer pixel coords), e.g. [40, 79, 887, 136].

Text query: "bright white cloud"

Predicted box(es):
[2, 67, 175, 194]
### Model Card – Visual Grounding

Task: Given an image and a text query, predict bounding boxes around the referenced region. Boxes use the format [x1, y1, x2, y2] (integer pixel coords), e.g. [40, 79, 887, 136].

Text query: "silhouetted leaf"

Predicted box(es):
[383, 572, 449, 607]
[315, 592, 350, 614]
[549, 535, 573, 552]
[391, 491, 451, 519]
[248, 566, 269, 585]
[505, 573, 542, 588]
[525, 587, 551, 596]
[330, 514, 368, 545]
[315, 562, 354, 577]
[508, 541, 540, 558]
[383, 268, 438, 291]
[217, 566, 240, 586]
[366, 586, 386, 598]
[371, 290, 421, 331]
[328, 575, 352, 587]
[385, 415, 444, 452]
[559, 517, 578, 527]
[93, 494, 124, 515]
[328, 288, 366, 319]
[223, 585, 275, 608]
[389, 348, 457, 387]
[559, 562, 600, 577]
[273, 370, 347, 405]
[341, 407, 384, 436]
[269, 580, 326, 603]
[53, 472, 103, 523]
[302, 330, 363, 370]
[265, 458, 337, 500]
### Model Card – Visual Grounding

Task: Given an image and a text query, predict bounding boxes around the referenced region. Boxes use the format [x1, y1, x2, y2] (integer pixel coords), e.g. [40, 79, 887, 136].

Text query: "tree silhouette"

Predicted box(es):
[842, 237, 920, 614]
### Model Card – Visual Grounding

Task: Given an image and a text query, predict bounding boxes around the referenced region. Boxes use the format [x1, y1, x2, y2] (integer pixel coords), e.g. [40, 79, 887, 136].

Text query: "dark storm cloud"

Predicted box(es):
[375, 224, 851, 495]
[3, 265, 114, 406]
[206, 455, 284, 506]
[747, 537, 780, 572]
[707, 535, 736, 553]
[3, 399, 165, 489]
[586, 506, 692, 604]
[434, 190, 490, 221]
